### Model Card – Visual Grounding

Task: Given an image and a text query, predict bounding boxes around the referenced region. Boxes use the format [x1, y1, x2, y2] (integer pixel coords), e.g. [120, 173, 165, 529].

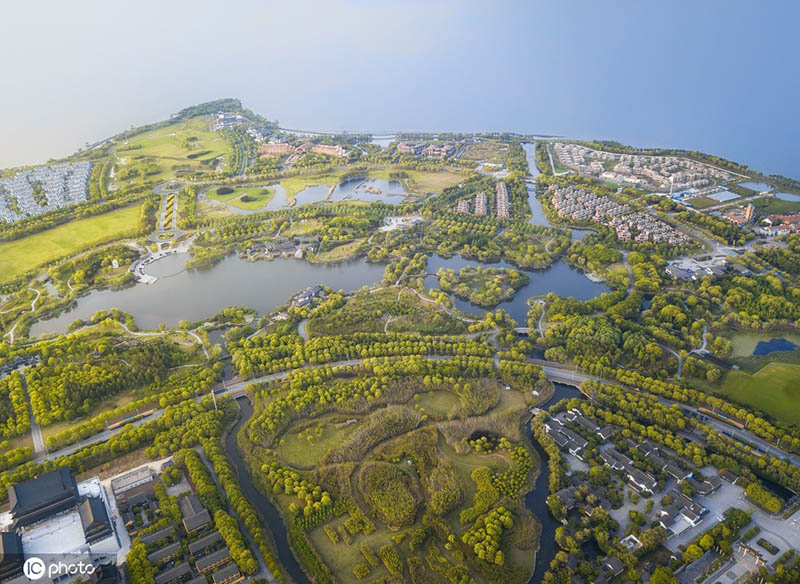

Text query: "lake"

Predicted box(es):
[29, 255, 386, 336]
[424, 254, 609, 325]
[269, 178, 410, 208]
[753, 338, 799, 356]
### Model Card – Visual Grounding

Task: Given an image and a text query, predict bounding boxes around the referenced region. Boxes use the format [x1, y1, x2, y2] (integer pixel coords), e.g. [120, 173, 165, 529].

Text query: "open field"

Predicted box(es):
[460, 141, 509, 164]
[117, 116, 229, 183]
[370, 168, 467, 194]
[729, 331, 800, 358]
[721, 362, 800, 424]
[283, 219, 322, 236]
[206, 186, 274, 210]
[197, 200, 233, 219]
[277, 415, 360, 469]
[686, 196, 719, 210]
[313, 239, 363, 262]
[0, 203, 143, 282]
[751, 196, 800, 215]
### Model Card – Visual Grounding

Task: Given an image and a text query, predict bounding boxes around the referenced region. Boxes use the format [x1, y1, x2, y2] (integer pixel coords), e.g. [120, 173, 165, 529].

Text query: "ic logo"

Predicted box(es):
[23, 557, 46, 580]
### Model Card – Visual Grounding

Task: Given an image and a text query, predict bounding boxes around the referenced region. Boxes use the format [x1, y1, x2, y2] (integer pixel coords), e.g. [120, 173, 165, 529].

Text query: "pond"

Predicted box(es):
[277, 178, 411, 207]
[753, 338, 799, 356]
[738, 181, 774, 192]
[776, 192, 800, 202]
[424, 254, 610, 325]
[29, 254, 386, 337]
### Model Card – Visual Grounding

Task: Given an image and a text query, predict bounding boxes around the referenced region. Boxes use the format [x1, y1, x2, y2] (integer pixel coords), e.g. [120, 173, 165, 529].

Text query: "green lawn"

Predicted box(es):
[686, 196, 719, 210]
[314, 240, 364, 262]
[283, 219, 322, 236]
[277, 416, 358, 469]
[729, 331, 800, 358]
[370, 168, 466, 194]
[721, 362, 800, 424]
[117, 116, 229, 183]
[0, 204, 144, 283]
[206, 186, 274, 210]
[460, 141, 509, 164]
[751, 196, 800, 215]
[414, 390, 460, 418]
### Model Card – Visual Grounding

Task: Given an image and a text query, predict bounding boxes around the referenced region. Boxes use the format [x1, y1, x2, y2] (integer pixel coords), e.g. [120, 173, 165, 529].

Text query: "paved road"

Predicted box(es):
[19, 372, 45, 455]
[29, 352, 800, 480]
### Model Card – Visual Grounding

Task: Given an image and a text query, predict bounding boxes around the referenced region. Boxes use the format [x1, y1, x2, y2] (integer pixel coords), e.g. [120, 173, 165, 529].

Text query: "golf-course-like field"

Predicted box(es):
[721, 362, 800, 424]
[0, 203, 143, 282]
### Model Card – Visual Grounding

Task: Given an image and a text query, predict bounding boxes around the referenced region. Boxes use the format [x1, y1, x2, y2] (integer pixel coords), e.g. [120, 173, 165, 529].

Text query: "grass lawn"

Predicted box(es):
[197, 201, 233, 219]
[283, 219, 322, 236]
[721, 362, 800, 424]
[751, 196, 800, 215]
[118, 116, 229, 183]
[309, 516, 394, 582]
[206, 186, 274, 210]
[314, 240, 363, 262]
[687, 196, 719, 210]
[414, 390, 460, 418]
[0, 203, 143, 283]
[460, 141, 509, 164]
[277, 416, 358, 469]
[370, 168, 466, 194]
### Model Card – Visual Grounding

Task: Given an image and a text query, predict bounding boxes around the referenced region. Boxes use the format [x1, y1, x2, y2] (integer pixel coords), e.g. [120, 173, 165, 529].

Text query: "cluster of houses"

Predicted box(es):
[552, 143, 735, 191]
[0, 355, 38, 378]
[290, 285, 324, 308]
[756, 212, 800, 237]
[665, 259, 751, 281]
[212, 112, 248, 130]
[610, 212, 691, 246]
[242, 236, 318, 261]
[550, 184, 630, 222]
[257, 142, 347, 159]
[550, 185, 689, 245]
[0, 161, 92, 224]
[723, 203, 756, 226]
[548, 407, 724, 543]
[455, 184, 510, 218]
[396, 141, 457, 159]
[113, 466, 243, 584]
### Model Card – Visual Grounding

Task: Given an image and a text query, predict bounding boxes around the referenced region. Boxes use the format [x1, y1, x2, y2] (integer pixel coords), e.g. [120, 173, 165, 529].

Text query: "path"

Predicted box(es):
[297, 319, 310, 342]
[19, 372, 45, 455]
[187, 330, 210, 359]
[535, 299, 546, 338]
[660, 344, 683, 378]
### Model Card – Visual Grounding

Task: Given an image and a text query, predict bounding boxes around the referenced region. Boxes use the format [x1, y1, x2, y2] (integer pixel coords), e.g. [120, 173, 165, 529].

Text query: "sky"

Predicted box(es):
[1, 0, 798, 177]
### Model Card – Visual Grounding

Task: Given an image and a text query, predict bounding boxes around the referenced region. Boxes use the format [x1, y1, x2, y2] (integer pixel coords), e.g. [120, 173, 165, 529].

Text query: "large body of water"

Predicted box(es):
[30, 142, 608, 336]
[30, 256, 386, 336]
[424, 254, 608, 324]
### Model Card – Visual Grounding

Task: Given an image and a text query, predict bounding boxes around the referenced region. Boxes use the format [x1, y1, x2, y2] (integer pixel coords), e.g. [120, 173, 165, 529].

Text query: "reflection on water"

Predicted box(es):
[424, 254, 609, 325]
[30, 255, 385, 336]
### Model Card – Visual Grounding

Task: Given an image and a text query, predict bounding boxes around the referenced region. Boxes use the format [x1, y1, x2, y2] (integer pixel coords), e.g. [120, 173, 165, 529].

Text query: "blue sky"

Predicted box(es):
[1, 0, 798, 177]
